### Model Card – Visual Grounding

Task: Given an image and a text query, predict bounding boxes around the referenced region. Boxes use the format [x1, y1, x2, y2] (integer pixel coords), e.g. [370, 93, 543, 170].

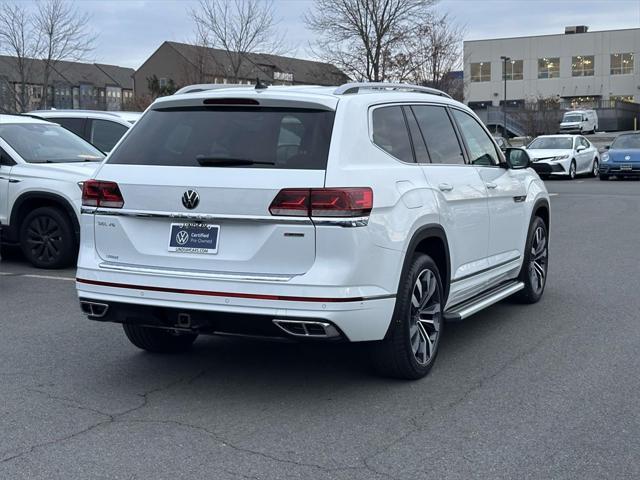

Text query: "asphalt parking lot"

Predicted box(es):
[1, 177, 640, 479]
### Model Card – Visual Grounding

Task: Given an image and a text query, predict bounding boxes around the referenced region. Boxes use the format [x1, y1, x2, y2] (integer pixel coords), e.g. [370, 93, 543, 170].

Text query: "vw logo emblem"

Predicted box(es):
[182, 190, 200, 210]
[176, 230, 189, 245]
[625, 155, 631, 161]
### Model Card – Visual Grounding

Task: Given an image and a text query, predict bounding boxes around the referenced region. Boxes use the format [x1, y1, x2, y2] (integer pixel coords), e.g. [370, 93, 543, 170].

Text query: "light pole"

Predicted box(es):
[501, 56, 510, 137]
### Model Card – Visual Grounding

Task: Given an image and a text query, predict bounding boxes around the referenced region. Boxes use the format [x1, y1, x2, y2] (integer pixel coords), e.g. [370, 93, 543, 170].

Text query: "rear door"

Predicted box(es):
[93, 105, 335, 277]
[450, 108, 528, 276]
[409, 104, 490, 284]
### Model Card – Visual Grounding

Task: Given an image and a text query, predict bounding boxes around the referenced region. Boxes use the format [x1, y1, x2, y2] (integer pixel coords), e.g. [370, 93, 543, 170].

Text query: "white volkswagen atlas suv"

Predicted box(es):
[76, 83, 550, 379]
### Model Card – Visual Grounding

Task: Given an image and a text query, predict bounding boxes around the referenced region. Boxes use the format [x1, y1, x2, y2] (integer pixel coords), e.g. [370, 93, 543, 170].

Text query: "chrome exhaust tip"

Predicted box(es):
[272, 319, 340, 338]
[80, 300, 109, 318]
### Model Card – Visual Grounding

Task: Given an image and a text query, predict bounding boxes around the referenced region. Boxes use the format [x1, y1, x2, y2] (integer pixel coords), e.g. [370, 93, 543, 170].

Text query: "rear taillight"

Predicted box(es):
[82, 180, 124, 208]
[269, 188, 373, 217]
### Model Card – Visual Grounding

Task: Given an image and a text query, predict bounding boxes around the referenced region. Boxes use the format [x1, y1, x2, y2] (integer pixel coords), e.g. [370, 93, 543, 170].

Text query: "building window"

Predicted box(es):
[502, 59, 523, 80]
[611, 53, 634, 75]
[572, 55, 594, 77]
[159, 77, 167, 88]
[470, 62, 491, 82]
[538, 57, 560, 79]
[610, 95, 634, 103]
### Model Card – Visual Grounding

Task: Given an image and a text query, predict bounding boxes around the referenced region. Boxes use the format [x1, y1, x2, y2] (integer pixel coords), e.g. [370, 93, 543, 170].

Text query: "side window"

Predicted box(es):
[451, 109, 500, 166]
[371, 106, 414, 163]
[50, 117, 86, 139]
[581, 137, 590, 148]
[90, 120, 128, 152]
[403, 106, 430, 163]
[0, 147, 15, 166]
[412, 105, 465, 165]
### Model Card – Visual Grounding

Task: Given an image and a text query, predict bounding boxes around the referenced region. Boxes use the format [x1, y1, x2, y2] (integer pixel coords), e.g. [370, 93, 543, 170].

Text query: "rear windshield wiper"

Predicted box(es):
[196, 156, 275, 167]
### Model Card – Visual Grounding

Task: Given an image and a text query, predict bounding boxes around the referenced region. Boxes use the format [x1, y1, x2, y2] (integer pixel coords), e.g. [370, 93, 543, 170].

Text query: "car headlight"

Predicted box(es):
[552, 154, 570, 161]
[602, 153, 609, 162]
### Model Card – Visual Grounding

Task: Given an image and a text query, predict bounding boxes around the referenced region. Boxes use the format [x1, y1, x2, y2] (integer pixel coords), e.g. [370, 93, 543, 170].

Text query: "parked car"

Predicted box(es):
[0, 114, 105, 268]
[526, 134, 599, 179]
[76, 82, 550, 380]
[493, 135, 512, 151]
[600, 132, 640, 180]
[28, 110, 141, 153]
[559, 109, 598, 134]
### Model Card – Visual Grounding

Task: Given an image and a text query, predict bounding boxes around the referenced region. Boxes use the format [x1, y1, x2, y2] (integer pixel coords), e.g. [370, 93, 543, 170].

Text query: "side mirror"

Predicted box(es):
[605, 145, 610, 150]
[576, 145, 586, 152]
[504, 147, 531, 170]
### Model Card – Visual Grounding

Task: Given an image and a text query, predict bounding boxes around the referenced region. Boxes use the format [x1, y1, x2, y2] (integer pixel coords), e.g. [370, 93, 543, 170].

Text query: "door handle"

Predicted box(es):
[438, 183, 453, 192]
[485, 182, 497, 189]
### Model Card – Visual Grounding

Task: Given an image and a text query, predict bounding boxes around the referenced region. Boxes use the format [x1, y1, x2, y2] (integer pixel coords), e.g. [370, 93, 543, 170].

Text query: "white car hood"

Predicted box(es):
[11, 161, 101, 181]
[526, 149, 572, 161]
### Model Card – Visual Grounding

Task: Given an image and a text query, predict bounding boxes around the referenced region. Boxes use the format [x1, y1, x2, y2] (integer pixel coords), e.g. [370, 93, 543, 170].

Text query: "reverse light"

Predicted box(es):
[82, 180, 124, 208]
[269, 188, 373, 217]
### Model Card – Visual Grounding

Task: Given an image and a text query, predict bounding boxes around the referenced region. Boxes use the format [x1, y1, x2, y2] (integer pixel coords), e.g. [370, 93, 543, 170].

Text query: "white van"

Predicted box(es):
[559, 110, 598, 134]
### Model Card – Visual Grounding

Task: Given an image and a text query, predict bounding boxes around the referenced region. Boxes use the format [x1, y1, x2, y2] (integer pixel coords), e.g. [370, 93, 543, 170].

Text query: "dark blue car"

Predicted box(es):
[600, 133, 640, 180]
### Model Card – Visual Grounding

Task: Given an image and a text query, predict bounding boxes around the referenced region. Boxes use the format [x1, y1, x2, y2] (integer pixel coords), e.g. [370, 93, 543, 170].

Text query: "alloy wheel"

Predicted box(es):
[409, 269, 442, 365]
[569, 162, 576, 179]
[26, 215, 63, 265]
[528, 226, 548, 295]
[592, 159, 599, 176]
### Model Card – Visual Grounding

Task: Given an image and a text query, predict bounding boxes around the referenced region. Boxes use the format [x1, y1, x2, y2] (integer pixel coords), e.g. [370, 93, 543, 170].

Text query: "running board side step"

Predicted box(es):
[443, 281, 524, 322]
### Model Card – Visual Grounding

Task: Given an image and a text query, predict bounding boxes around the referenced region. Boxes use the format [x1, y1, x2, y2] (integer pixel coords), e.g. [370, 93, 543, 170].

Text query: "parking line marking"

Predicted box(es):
[23, 274, 75, 282]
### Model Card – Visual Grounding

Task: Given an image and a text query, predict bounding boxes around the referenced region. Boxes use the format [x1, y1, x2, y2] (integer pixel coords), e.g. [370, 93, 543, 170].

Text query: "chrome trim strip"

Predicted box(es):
[84, 207, 312, 224]
[98, 262, 294, 283]
[451, 257, 521, 283]
[83, 208, 369, 227]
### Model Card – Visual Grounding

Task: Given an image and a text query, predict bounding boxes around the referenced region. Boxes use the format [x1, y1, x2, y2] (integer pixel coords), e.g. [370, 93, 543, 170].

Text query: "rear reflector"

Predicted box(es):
[269, 188, 373, 217]
[82, 180, 124, 208]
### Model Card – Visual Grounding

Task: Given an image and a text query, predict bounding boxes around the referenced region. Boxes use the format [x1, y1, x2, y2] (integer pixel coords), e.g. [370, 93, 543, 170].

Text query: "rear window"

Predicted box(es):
[107, 107, 335, 169]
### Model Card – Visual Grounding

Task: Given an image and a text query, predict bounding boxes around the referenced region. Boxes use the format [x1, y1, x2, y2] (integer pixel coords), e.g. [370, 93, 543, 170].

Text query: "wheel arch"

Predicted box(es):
[6, 192, 79, 244]
[531, 197, 550, 231]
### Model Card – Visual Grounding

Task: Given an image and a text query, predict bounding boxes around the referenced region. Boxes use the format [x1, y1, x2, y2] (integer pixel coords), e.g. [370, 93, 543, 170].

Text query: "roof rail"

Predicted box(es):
[334, 82, 451, 98]
[173, 84, 250, 95]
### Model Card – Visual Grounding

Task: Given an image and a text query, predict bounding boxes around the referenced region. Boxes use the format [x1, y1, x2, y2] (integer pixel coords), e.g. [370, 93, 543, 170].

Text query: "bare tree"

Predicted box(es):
[305, 0, 437, 82]
[35, 0, 96, 109]
[397, 12, 464, 91]
[190, 0, 284, 83]
[0, 2, 42, 112]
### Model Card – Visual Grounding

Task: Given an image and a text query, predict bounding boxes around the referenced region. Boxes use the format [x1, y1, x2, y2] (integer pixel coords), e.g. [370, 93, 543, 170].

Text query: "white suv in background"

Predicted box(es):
[0, 115, 105, 268]
[76, 83, 550, 379]
[29, 110, 141, 153]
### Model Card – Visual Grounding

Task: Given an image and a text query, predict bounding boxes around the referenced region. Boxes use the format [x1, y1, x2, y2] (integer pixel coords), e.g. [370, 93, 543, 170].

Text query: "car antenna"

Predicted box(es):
[255, 77, 268, 90]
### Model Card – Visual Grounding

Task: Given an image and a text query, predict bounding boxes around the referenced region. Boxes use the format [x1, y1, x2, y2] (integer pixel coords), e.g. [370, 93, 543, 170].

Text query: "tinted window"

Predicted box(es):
[50, 117, 86, 138]
[90, 120, 128, 152]
[412, 106, 465, 165]
[0, 124, 104, 163]
[611, 134, 640, 149]
[452, 109, 499, 166]
[404, 107, 430, 163]
[108, 107, 335, 169]
[372, 106, 414, 163]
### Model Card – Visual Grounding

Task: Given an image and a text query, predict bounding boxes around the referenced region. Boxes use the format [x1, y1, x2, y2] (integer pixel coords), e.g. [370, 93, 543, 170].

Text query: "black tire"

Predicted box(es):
[123, 324, 198, 353]
[591, 158, 599, 177]
[19, 206, 76, 269]
[513, 216, 548, 304]
[567, 160, 577, 180]
[599, 174, 609, 181]
[370, 254, 444, 380]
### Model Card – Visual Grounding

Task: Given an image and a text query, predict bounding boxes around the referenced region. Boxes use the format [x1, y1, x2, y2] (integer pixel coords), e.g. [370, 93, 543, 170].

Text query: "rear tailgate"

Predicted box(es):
[90, 102, 335, 277]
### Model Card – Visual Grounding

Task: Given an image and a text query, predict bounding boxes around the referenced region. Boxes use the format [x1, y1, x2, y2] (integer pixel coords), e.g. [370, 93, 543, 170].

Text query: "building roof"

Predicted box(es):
[163, 41, 349, 86]
[0, 55, 134, 89]
[465, 26, 640, 44]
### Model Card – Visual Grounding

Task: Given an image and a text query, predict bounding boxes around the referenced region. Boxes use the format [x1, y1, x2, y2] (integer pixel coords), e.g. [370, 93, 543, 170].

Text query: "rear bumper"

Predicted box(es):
[76, 271, 397, 342]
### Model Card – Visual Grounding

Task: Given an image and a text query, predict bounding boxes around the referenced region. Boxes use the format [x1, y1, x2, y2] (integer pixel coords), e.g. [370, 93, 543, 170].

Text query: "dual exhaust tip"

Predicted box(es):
[80, 300, 109, 318]
[272, 319, 340, 338]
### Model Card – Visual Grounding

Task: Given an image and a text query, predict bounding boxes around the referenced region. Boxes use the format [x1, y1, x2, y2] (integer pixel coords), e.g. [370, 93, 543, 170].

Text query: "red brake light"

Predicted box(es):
[269, 188, 372, 218]
[82, 180, 124, 208]
[269, 189, 310, 216]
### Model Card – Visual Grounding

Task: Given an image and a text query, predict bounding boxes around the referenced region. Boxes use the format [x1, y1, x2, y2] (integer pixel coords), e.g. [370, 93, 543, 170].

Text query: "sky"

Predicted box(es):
[12, 0, 640, 69]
